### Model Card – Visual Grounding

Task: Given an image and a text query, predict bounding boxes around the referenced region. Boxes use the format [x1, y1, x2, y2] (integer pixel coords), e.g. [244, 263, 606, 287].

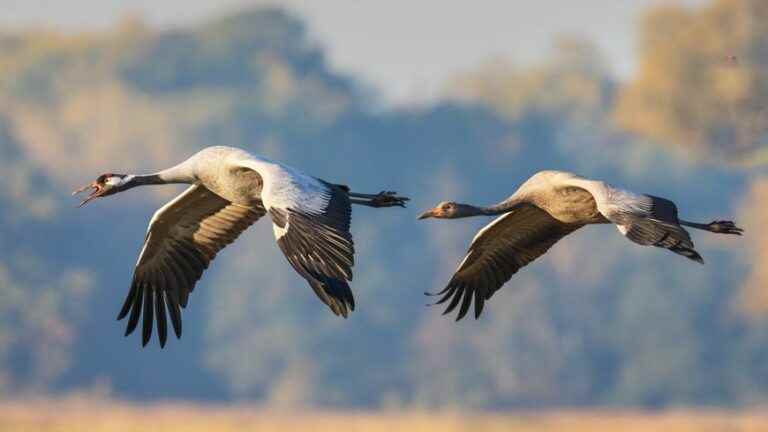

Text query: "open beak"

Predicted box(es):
[418, 209, 437, 220]
[72, 182, 103, 207]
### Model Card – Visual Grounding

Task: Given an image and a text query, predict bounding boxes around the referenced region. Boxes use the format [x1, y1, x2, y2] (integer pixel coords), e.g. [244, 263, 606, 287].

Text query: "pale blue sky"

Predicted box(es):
[0, 0, 705, 105]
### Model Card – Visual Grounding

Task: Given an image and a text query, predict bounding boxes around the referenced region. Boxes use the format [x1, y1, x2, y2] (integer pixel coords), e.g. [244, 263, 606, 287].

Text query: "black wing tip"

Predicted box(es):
[119, 286, 183, 348]
[313, 277, 355, 318]
[123, 324, 177, 348]
[678, 247, 705, 264]
[327, 297, 354, 318]
[439, 283, 467, 321]
[474, 295, 485, 319]
[172, 322, 183, 339]
[432, 281, 490, 321]
[117, 279, 140, 321]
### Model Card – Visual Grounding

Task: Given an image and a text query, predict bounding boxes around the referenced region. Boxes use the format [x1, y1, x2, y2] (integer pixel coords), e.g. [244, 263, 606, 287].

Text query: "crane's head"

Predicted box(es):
[72, 173, 132, 207]
[418, 201, 464, 219]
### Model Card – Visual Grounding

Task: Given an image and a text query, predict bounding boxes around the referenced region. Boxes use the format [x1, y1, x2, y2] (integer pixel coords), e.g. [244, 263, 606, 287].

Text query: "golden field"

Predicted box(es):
[2, 400, 768, 432]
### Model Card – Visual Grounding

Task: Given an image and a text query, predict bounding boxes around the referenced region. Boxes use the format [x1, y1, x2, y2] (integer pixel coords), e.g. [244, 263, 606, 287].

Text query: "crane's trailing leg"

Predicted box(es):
[349, 191, 409, 208]
[680, 219, 743, 235]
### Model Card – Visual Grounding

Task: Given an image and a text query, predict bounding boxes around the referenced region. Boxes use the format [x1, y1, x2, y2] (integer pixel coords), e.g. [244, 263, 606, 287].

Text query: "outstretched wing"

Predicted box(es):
[565, 177, 704, 264]
[117, 184, 265, 347]
[434, 203, 582, 321]
[615, 194, 702, 263]
[270, 184, 356, 317]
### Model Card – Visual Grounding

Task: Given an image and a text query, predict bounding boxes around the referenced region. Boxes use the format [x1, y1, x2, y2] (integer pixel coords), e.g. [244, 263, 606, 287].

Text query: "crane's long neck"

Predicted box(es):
[123, 162, 197, 189]
[477, 197, 524, 216]
[454, 198, 524, 218]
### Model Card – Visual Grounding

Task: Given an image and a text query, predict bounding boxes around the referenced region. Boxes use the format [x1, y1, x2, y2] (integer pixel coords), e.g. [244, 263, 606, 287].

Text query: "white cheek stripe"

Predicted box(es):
[106, 175, 134, 187]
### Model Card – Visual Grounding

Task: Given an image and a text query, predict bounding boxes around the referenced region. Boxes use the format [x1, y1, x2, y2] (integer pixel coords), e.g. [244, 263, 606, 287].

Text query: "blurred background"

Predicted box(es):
[1, 0, 767, 430]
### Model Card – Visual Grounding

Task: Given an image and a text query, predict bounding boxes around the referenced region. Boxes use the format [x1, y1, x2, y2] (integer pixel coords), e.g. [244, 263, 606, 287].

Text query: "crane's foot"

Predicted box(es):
[369, 191, 409, 208]
[349, 191, 409, 208]
[706, 220, 743, 235]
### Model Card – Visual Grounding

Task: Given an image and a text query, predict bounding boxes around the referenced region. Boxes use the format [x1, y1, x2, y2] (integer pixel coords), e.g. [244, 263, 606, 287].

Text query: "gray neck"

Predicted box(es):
[450, 199, 521, 218]
[152, 161, 197, 184]
[124, 162, 197, 190]
[476, 197, 525, 216]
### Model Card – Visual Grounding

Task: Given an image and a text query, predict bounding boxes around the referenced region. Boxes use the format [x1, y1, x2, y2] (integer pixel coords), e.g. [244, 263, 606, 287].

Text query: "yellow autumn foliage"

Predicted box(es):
[615, 0, 768, 163]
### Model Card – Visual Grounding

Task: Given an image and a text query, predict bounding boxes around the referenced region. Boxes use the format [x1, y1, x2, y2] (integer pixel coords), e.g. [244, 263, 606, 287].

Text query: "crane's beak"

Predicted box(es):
[72, 182, 103, 207]
[418, 209, 437, 220]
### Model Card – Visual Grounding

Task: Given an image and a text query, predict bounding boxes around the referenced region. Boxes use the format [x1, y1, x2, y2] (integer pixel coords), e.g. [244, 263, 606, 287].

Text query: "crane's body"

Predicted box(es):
[419, 170, 743, 321]
[73, 146, 408, 347]
[505, 171, 609, 225]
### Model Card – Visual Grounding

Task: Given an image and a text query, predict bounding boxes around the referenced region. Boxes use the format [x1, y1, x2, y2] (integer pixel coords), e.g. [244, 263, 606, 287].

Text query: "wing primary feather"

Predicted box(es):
[121, 184, 267, 346]
[117, 279, 139, 320]
[473, 290, 485, 319]
[443, 285, 465, 315]
[273, 207, 357, 318]
[155, 288, 168, 348]
[347, 286, 356, 311]
[171, 247, 201, 300]
[168, 251, 196, 287]
[125, 282, 144, 336]
[456, 286, 474, 321]
[434, 285, 457, 305]
[142, 289, 155, 347]
[425, 286, 449, 297]
[432, 204, 583, 320]
[176, 240, 208, 271]
[166, 289, 183, 339]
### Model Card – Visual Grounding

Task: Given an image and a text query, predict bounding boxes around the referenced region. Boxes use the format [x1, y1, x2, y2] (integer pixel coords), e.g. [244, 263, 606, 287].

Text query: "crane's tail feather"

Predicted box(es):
[308, 276, 355, 318]
[619, 219, 704, 264]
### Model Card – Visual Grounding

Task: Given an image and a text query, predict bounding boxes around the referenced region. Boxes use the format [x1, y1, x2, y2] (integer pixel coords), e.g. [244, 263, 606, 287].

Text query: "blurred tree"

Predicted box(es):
[0, 7, 359, 193]
[447, 37, 614, 126]
[426, 28, 758, 409]
[0, 118, 55, 221]
[0, 251, 93, 393]
[0, 4, 761, 410]
[736, 176, 768, 317]
[615, 0, 768, 164]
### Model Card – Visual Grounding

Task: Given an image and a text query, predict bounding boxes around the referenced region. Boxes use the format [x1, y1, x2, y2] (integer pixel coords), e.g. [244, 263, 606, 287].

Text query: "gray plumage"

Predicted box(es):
[74, 146, 408, 347]
[118, 184, 265, 346]
[419, 170, 743, 321]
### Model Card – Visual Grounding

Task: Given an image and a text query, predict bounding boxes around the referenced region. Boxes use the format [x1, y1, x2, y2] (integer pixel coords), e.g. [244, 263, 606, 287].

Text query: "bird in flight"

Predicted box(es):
[74, 146, 408, 347]
[418, 170, 743, 321]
